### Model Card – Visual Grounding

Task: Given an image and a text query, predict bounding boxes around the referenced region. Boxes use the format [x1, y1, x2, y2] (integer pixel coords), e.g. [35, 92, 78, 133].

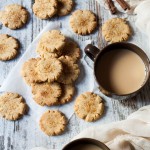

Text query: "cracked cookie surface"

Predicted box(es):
[39, 110, 67, 136]
[57, 56, 80, 84]
[74, 92, 104, 122]
[57, 0, 74, 16]
[33, 0, 57, 19]
[0, 34, 19, 61]
[0, 4, 28, 29]
[70, 10, 97, 35]
[0, 92, 27, 120]
[102, 18, 131, 43]
[31, 82, 62, 106]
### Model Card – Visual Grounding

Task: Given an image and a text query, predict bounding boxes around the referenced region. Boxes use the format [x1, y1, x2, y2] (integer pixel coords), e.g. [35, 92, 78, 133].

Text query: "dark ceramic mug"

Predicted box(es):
[62, 138, 110, 150]
[84, 42, 150, 100]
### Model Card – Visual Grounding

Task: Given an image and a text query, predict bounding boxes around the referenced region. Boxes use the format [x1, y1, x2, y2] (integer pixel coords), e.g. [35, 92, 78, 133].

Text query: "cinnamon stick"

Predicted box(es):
[106, 0, 117, 14]
[116, 0, 130, 10]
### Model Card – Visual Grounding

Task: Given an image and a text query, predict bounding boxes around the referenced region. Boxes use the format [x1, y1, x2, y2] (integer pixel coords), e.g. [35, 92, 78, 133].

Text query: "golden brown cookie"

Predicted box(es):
[0, 92, 27, 120]
[70, 10, 97, 35]
[36, 30, 65, 55]
[36, 57, 63, 82]
[102, 18, 131, 43]
[31, 82, 62, 106]
[0, 4, 28, 29]
[33, 0, 57, 19]
[39, 110, 67, 136]
[0, 34, 19, 61]
[57, 0, 74, 16]
[57, 56, 80, 84]
[74, 92, 104, 122]
[62, 40, 80, 62]
[36, 44, 59, 59]
[58, 84, 75, 104]
[21, 58, 44, 85]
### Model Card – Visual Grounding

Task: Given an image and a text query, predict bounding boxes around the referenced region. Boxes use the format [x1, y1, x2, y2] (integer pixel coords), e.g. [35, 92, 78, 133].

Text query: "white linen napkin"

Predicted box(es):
[0, 22, 94, 122]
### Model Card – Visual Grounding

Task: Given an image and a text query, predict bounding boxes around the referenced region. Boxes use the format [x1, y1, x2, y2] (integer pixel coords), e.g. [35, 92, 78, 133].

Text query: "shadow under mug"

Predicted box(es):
[84, 42, 150, 100]
[62, 138, 110, 150]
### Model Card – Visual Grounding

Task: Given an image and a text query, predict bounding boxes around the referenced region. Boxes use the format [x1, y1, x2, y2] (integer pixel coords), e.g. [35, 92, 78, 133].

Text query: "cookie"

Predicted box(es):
[70, 10, 97, 35]
[58, 84, 75, 104]
[36, 57, 63, 82]
[39, 110, 67, 136]
[0, 4, 28, 29]
[102, 18, 131, 43]
[36, 44, 59, 59]
[74, 92, 104, 122]
[21, 58, 43, 85]
[62, 40, 80, 62]
[36, 30, 65, 55]
[31, 82, 62, 106]
[0, 92, 27, 120]
[57, 56, 80, 84]
[57, 0, 74, 16]
[0, 34, 19, 61]
[33, 0, 57, 19]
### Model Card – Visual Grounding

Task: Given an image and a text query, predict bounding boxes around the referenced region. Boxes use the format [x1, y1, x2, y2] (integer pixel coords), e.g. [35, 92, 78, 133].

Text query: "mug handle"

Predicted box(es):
[84, 44, 100, 61]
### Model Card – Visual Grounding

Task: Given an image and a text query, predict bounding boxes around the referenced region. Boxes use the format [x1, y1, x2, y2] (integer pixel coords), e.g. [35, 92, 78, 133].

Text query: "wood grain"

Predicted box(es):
[0, 0, 150, 150]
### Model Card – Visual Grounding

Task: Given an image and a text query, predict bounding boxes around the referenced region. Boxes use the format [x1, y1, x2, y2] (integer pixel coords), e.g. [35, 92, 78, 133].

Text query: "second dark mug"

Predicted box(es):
[84, 42, 150, 100]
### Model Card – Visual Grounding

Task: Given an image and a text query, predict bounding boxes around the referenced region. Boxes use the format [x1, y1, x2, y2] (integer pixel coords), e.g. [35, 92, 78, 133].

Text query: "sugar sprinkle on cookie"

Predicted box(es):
[36, 30, 65, 55]
[0, 92, 27, 120]
[62, 40, 80, 62]
[70, 10, 97, 35]
[58, 56, 80, 84]
[36, 57, 63, 82]
[21, 58, 43, 85]
[33, 0, 58, 19]
[0, 4, 28, 29]
[0, 34, 19, 61]
[31, 82, 62, 106]
[74, 92, 104, 122]
[57, 0, 74, 16]
[58, 84, 75, 104]
[102, 18, 131, 43]
[39, 110, 67, 136]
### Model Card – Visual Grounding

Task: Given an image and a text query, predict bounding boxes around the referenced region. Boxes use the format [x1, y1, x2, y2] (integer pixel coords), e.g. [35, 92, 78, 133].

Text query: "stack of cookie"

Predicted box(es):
[21, 30, 80, 107]
[33, 0, 74, 19]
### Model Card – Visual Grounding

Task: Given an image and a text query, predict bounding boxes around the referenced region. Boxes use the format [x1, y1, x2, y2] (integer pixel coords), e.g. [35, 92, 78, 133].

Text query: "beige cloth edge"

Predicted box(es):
[73, 105, 150, 150]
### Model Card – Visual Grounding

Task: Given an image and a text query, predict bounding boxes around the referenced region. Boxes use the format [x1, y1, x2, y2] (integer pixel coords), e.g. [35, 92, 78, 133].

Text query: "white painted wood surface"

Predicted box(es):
[0, 0, 150, 150]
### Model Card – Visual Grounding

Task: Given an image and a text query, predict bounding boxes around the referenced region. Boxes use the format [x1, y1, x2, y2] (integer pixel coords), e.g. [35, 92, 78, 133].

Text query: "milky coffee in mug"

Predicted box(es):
[96, 49, 146, 95]
[85, 43, 150, 99]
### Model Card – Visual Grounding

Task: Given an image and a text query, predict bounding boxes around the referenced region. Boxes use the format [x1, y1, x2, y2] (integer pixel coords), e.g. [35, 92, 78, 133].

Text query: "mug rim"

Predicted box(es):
[62, 138, 110, 150]
[94, 42, 150, 97]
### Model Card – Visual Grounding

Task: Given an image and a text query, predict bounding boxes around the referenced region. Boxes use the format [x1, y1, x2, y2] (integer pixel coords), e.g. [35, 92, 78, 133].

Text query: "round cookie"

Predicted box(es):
[33, 0, 57, 19]
[0, 4, 28, 29]
[36, 30, 65, 55]
[0, 34, 19, 61]
[57, 0, 74, 16]
[31, 82, 62, 106]
[36, 44, 59, 59]
[70, 10, 97, 35]
[58, 84, 75, 104]
[36, 57, 63, 82]
[102, 18, 131, 43]
[62, 40, 80, 62]
[0, 92, 27, 120]
[57, 56, 80, 84]
[21, 58, 43, 85]
[39, 110, 67, 136]
[74, 92, 104, 122]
